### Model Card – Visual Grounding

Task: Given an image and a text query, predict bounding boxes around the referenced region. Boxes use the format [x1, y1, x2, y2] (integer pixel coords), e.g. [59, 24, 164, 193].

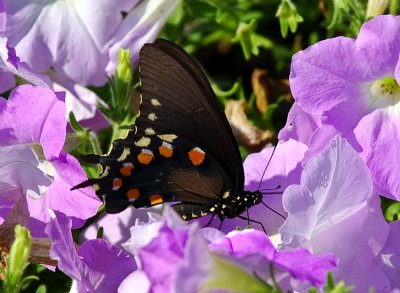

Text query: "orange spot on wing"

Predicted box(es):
[149, 194, 163, 205]
[137, 150, 154, 165]
[159, 144, 173, 158]
[112, 178, 123, 190]
[119, 163, 134, 176]
[127, 188, 140, 201]
[188, 148, 206, 166]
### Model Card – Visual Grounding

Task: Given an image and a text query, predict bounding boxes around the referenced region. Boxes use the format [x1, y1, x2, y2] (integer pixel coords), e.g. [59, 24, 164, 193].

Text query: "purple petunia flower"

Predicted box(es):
[120, 207, 337, 292]
[4, 0, 130, 86]
[290, 15, 400, 200]
[2, 0, 179, 123]
[4, 0, 180, 84]
[279, 136, 392, 292]
[45, 211, 136, 292]
[0, 85, 101, 236]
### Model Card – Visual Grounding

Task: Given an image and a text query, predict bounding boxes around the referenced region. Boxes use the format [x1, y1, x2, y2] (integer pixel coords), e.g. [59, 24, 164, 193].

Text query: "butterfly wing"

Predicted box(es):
[76, 39, 244, 217]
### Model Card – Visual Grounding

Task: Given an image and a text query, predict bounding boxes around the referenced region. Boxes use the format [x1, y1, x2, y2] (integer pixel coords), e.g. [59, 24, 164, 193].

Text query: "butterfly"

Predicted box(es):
[74, 39, 272, 225]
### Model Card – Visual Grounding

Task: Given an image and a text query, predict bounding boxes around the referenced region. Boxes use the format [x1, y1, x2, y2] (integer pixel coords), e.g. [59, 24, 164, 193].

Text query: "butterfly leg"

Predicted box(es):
[237, 215, 267, 234]
[261, 200, 286, 220]
[204, 213, 216, 228]
[218, 219, 224, 231]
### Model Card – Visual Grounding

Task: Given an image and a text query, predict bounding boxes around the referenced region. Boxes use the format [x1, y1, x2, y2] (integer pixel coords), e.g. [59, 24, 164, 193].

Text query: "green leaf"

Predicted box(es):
[68, 111, 85, 133]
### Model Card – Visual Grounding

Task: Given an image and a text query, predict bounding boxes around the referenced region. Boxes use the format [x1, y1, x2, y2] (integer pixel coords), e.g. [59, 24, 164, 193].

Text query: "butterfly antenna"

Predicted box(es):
[261, 200, 286, 220]
[259, 184, 282, 192]
[257, 144, 278, 191]
[261, 191, 283, 195]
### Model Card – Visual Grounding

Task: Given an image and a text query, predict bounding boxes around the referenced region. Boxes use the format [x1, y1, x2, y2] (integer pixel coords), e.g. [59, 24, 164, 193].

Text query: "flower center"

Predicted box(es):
[368, 76, 400, 110]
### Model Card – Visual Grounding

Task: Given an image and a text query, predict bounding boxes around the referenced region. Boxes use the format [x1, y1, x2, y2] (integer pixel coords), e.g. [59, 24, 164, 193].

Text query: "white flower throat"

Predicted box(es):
[367, 76, 400, 113]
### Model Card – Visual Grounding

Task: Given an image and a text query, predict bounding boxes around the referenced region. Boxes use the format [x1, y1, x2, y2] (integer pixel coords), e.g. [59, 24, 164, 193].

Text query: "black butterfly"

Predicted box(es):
[74, 39, 273, 226]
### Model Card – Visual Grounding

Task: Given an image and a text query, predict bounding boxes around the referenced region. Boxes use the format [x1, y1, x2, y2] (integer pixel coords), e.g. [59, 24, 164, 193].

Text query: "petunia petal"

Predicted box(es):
[353, 110, 400, 199]
[0, 0, 5, 33]
[0, 41, 50, 93]
[119, 270, 151, 293]
[45, 212, 136, 292]
[0, 85, 66, 159]
[279, 136, 391, 291]
[378, 221, 400, 290]
[0, 145, 52, 201]
[105, 0, 181, 74]
[27, 152, 101, 237]
[278, 102, 321, 144]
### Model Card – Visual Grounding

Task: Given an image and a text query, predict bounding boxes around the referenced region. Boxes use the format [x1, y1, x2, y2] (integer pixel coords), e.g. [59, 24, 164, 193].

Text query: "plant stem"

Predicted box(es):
[390, 0, 399, 13]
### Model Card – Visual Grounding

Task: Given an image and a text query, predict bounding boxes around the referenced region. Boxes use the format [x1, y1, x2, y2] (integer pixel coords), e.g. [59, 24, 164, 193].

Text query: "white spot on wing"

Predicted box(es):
[99, 166, 110, 178]
[117, 147, 131, 162]
[158, 134, 177, 142]
[135, 137, 151, 147]
[148, 113, 157, 121]
[151, 98, 161, 106]
[145, 128, 156, 135]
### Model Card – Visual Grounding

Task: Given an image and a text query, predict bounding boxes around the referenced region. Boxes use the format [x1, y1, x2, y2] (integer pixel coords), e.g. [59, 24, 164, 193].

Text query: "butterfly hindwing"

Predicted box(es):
[100, 135, 232, 215]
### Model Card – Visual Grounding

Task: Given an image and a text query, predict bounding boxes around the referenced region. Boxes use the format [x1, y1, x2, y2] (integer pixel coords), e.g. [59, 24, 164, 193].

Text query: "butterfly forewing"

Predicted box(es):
[138, 39, 244, 189]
